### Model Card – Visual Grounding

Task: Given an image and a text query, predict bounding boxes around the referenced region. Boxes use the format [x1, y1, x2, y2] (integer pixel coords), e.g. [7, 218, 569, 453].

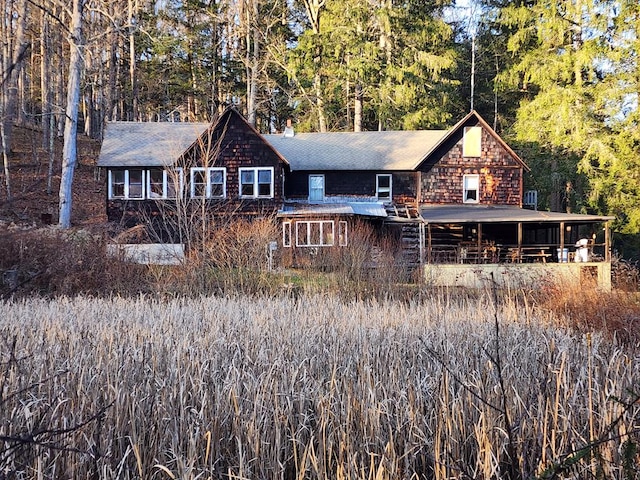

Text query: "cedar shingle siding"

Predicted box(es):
[419, 129, 522, 205]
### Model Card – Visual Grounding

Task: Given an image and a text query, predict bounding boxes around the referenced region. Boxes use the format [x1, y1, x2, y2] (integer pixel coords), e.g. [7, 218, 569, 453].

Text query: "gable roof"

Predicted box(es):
[264, 130, 449, 171]
[98, 122, 209, 167]
[98, 108, 289, 168]
[414, 110, 530, 171]
[264, 111, 528, 172]
[98, 110, 526, 172]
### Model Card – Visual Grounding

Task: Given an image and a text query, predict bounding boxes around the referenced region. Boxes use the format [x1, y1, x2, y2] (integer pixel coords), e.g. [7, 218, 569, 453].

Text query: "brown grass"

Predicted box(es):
[0, 294, 638, 479]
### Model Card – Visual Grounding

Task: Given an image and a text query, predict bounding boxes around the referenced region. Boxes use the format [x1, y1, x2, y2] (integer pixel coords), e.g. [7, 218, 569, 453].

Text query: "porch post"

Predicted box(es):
[419, 222, 425, 265]
[605, 221, 610, 262]
[517, 223, 522, 247]
[427, 223, 432, 263]
[477, 223, 482, 256]
[560, 222, 565, 258]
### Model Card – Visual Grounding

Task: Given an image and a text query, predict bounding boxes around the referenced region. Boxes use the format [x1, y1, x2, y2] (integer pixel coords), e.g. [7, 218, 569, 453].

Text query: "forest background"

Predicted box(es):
[1, 0, 639, 256]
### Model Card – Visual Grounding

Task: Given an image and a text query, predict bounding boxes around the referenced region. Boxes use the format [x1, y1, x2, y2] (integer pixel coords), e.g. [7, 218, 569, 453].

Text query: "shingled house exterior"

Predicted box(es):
[98, 108, 614, 288]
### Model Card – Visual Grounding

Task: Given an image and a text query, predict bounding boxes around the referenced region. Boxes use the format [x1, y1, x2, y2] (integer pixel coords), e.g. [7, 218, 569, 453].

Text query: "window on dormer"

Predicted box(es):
[463, 126, 482, 157]
[463, 174, 480, 203]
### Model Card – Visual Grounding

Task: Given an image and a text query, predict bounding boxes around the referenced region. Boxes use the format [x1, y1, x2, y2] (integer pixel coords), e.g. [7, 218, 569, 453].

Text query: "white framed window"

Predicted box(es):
[463, 126, 482, 157]
[309, 174, 324, 202]
[190, 167, 226, 199]
[282, 221, 292, 247]
[296, 220, 335, 247]
[463, 174, 480, 203]
[239, 167, 274, 198]
[108, 169, 145, 200]
[339, 221, 348, 246]
[376, 174, 392, 201]
[147, 168, 183, 199]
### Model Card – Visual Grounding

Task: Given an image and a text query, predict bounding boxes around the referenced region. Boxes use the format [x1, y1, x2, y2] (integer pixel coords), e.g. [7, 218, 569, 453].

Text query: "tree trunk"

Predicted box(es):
[354, 83, 363, 132]
[0, 118, 11, 201]
[58, 0, 84, 229]
[2, 0, 29, 154]
[303, 0, 327, 132]
[128, 0, 138, 121]
[41, 6, 51, 149]
[246, 0, 259, 126]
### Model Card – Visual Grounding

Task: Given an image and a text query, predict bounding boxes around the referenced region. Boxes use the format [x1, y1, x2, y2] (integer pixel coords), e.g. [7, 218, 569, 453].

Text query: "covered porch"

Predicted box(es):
[419, 205, 614, 265]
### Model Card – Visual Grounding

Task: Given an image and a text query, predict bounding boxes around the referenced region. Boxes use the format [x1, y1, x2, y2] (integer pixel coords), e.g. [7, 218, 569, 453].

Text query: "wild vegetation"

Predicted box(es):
[1, 293, 638, 479]
[1, 223, 639, 478]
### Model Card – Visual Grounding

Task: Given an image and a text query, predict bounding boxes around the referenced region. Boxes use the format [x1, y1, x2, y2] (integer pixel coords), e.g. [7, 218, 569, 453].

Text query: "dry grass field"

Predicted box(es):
[1, 293, 638, 479]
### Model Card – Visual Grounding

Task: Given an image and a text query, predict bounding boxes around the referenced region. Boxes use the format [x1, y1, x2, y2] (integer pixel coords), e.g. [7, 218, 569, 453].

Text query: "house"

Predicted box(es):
[97, 108, 614, 288]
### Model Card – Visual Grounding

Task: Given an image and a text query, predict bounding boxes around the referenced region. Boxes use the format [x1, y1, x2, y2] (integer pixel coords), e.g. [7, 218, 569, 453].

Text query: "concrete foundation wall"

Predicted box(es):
[424, 262, 611, 290]
[107, 243, 185, 265]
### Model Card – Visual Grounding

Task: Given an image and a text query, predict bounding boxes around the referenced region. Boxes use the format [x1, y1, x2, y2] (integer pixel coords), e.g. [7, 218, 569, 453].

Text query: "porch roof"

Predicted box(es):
[278, 202, 388, 218]
[420, 205, 615, 224]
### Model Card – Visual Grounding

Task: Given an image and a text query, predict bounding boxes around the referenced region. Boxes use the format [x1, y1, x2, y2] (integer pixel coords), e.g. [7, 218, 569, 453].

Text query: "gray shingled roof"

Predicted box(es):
[263, 130, 449, 171]
[98, 122, 209, 167]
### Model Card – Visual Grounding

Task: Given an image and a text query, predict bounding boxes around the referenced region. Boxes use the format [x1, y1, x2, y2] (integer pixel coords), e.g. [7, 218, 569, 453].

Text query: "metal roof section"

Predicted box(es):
[420, 205, 615, 224]
[98, 122, 210, 167]
[264, 130, 449, 171]
[278, 202, 388, 218]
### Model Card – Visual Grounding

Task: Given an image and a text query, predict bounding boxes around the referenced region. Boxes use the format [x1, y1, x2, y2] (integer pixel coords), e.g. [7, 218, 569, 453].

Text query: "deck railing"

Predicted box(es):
[426, 242, 609, 264]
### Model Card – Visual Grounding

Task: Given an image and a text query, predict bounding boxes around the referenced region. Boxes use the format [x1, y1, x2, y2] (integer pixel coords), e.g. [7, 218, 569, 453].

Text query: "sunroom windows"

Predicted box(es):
[282, 220, 348, 248]
[240, 167, 274, 198]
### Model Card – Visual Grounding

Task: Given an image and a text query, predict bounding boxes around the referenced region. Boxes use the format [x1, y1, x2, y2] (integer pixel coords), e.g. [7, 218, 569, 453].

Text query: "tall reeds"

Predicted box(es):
[1, 293, 638, 479]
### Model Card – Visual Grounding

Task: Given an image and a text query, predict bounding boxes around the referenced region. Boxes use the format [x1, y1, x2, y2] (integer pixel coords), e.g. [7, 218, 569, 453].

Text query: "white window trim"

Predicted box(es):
[147, 168, 183, 199]
[108, 169, 146, 200]
[295, 220, 335, 247]
[463, 174, 480, 204]
[309, 174, 325, 202]
[282, 221, 292, 247]
[190, 167, 226, 199]
[339, 221, 348, 246]
[376, 174, 392, 201]
[239, 167, 274, 199]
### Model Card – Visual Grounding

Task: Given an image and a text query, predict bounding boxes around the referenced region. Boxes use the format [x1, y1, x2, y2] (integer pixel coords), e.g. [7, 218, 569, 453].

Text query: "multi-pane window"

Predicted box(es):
[127, 170, 144, 198]
[190, 167, 226, 199]
[463, 174, 480, 203]
[376, 174, 392, 201]
[239, 167, 274, 198]
[109, 168, 183, 200]
[296, 221, 335, 247]
[109, 170, 126, 198]
[309, 174, 324, 202]
[108, 169, 145, 199]
[148, 168, 183, 199]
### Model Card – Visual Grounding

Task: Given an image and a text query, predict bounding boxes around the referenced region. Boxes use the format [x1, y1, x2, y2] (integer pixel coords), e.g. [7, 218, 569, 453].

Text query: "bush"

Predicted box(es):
[0, 227, 150, 297]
